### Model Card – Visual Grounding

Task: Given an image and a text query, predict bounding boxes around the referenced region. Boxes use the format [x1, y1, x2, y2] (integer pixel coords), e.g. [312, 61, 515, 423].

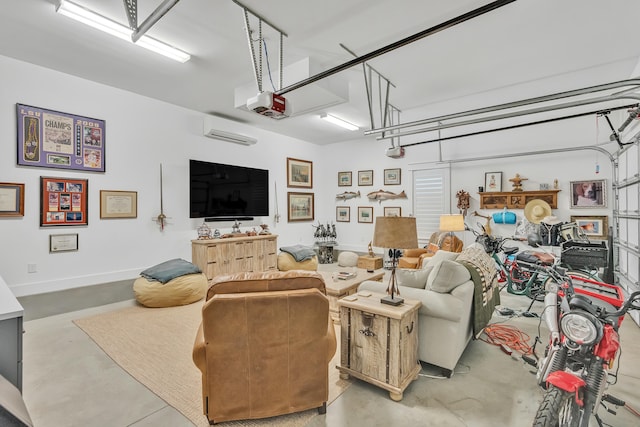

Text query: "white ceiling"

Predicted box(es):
[2, 0, 640, 145]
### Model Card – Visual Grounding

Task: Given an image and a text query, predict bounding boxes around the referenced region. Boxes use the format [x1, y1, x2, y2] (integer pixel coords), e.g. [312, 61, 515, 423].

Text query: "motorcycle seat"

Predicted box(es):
[517, 250, 554, 265]
[503, 246, 519, 256]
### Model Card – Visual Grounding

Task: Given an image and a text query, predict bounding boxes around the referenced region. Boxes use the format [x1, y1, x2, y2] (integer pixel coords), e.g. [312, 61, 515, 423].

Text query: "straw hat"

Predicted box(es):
[524, 199, 552, 224]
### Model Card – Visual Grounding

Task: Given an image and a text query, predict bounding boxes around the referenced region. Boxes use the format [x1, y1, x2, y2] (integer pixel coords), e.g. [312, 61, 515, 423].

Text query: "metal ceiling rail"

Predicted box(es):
[122, 0, 182, 43]
[366, 79, 640, 141]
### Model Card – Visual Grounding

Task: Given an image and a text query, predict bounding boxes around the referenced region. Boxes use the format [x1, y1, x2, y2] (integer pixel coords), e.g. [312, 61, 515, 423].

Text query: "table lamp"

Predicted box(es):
[372, 216, 418, 306]
[439, 214, 465, 236]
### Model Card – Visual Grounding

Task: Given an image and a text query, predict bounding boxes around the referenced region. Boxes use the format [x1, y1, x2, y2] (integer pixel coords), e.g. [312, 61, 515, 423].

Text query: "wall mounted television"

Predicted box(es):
[189, 159, 269, 221]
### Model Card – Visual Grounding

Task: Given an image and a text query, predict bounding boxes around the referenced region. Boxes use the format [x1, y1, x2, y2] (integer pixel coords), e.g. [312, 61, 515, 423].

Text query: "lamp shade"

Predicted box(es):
[372, 216, 418, 249]
[439, 214, 465, 232]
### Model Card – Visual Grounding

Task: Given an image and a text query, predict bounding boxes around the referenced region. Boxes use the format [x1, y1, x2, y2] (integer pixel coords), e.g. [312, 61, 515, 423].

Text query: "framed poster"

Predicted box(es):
[0, 182, 25, 217]
[49, 233, 79, 253]
[384, 206, 401, 217]
[287, 157, 312, 188]
[384, 168, 401, 185]
[17, 104, 106, 172]
[570, 215, 608, 240]
[358, 206, 373, 223]
[338, 171, 352, 187]
[358, 170, 373, 186]
[484, 172, 502, 192]
[570, 179, 606, 208]
[336, 206, 350, 222]
[100, 190, 137, 218]
[40, 176, 88, 226]
[287, 192, 314, 222]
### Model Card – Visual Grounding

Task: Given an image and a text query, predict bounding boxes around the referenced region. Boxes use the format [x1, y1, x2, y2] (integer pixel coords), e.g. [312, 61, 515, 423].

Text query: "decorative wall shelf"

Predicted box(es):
[478, 190, 560, 209]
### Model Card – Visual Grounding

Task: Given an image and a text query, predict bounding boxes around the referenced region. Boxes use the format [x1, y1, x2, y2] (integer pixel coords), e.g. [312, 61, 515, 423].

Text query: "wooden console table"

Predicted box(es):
[479, 190, 560, 209]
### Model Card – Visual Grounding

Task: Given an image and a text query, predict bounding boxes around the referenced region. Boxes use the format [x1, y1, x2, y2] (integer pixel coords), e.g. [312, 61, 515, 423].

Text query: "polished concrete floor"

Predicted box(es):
[19, 276, 640, 427]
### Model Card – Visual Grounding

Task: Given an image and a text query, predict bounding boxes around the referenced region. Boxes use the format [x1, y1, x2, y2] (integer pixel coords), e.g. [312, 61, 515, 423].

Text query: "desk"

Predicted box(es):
[0, 275, 24, 392]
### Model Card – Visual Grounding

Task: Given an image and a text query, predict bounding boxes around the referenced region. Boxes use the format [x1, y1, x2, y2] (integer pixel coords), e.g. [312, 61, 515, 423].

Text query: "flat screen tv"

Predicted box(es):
[189, 159, 269, 220]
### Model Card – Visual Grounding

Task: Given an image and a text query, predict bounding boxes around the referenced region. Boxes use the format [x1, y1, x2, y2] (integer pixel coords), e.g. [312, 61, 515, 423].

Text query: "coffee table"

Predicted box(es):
[318, 269, 385, 323]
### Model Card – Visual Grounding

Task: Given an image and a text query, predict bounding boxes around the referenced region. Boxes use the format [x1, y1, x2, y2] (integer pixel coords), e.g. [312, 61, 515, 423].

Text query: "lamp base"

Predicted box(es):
[381, 295, 404, 306]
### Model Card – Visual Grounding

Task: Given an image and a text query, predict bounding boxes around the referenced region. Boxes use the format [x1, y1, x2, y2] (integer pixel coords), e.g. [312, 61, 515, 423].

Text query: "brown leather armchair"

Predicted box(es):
[192, 270, 337, 424]
[398, 232, 464, 269]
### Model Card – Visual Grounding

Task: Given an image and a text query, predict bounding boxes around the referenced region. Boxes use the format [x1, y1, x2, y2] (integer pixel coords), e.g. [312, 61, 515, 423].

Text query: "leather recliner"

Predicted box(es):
[398, 232, 464, 269]
[192, 270, 336, 424]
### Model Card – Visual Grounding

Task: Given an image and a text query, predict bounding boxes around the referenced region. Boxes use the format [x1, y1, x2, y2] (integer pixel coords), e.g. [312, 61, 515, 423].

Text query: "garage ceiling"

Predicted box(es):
[1, 0, 640, 145]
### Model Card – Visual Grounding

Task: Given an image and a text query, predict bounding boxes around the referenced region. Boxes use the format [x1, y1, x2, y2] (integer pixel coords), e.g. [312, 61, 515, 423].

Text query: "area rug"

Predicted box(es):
[73, 300, 351, 427]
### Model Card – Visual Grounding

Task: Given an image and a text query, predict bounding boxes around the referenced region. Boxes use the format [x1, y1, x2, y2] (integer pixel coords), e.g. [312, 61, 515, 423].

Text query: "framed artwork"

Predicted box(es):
[49, 233, 79, 253]
[384, 206, 401, 217]
[358, 206, 373, 223]
[17, 103, 106, 172]
[336, 206, 350, 222]
[287, 157, 313, 188]
[570, 179, 606, 208]
[0, 182, 25, 217]
[287, 192, 314, 222]
[384, 168, 401, 185]
[484, 172, 502, 192]
[338, 171, 352, 187]
[358, 170, 373, 186]
[40, 176, 88, 226]
[571, 215, 609, 240]
[100, 190, 137, 219]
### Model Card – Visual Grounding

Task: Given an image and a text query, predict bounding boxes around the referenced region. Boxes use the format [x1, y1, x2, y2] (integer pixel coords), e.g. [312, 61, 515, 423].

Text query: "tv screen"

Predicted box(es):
[189, 159, 269, 219]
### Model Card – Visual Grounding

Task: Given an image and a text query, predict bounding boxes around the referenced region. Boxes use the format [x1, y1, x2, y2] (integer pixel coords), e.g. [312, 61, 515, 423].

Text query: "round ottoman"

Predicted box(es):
[277, 252, 318, 271]
[338, 251, 358, 267]
[133, 272, 207, 308]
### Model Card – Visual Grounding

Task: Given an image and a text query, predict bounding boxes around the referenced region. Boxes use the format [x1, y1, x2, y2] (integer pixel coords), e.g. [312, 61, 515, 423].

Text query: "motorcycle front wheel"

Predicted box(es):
[532, 386, 584, 427]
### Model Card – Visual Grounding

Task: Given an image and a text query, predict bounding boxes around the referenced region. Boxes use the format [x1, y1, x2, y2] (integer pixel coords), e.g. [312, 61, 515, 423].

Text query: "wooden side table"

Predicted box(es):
[318, 269, 385, 324]
[337, 292, 421, 401]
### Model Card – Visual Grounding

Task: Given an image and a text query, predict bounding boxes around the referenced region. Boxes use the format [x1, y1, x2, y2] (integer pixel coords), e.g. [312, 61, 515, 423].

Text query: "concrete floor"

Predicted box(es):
[19, 276, 640, 427]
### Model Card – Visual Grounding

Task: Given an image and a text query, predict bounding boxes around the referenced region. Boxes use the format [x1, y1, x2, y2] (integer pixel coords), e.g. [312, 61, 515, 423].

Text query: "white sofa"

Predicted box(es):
[358, 250, 475, 377]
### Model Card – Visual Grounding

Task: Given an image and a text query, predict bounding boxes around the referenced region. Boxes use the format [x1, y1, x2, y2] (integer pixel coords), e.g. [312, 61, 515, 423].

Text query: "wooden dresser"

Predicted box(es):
[191, 234, 278, 282]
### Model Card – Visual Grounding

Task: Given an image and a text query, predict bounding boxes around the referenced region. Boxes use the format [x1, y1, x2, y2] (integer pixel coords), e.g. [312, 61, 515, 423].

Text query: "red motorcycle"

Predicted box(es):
[526, 265, 639, 427]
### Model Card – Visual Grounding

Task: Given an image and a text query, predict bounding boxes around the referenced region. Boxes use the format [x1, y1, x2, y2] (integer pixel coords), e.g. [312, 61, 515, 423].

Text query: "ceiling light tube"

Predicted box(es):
[320, 113, 359, 131]
[56, 0, 190, 63]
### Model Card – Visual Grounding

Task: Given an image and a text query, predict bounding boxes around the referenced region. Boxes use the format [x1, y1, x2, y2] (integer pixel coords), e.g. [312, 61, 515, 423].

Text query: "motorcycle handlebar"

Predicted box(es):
[606, 290, 640, 319]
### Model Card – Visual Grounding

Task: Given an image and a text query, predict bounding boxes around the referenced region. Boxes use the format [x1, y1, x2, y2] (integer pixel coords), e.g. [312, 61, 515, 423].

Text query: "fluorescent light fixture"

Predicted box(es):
[56, 0, 191, 63]
[320, 113, 359, 131]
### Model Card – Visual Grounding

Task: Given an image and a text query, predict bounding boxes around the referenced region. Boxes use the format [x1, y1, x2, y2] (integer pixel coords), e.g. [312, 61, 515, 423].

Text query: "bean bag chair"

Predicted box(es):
[134, 273, 207, 307]
[277, 252, 318, 271]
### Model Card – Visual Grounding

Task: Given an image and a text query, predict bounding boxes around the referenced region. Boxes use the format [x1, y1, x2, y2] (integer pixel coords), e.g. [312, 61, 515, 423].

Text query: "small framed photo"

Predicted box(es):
[287, 157, 313, 188]
[287, 192, 314, 222]
[358, 170, 373, 186]
[0, 182, 25, 217]
[484, 172, 502, 192]
[384, 206, 401, 217]
[570, 180, 606, 208]
[338, 171, 352, 187]
[570, 215, 608, 240]
[49, 233, 79, 253]
[384, 168, 401, 185]
[40, 176, 88, 226]
[336, 206, 350, 222]
[100, 190, 138, 219]
[358, 206, 373, 223]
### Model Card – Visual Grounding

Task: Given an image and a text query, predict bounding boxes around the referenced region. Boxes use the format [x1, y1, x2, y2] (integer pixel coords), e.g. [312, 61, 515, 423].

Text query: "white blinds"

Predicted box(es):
[412, 167, 450, 245]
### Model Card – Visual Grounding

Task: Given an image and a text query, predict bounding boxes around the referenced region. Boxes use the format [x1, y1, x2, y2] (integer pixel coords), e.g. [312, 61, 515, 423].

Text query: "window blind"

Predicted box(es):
[412, 167, 450, 244]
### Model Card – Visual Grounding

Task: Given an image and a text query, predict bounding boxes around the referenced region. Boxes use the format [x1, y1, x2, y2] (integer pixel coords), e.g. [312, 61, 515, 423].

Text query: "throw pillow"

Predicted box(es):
[427, 260, 471, 293]
[424, 250, 459, 269]
[396, 267, 432, 289]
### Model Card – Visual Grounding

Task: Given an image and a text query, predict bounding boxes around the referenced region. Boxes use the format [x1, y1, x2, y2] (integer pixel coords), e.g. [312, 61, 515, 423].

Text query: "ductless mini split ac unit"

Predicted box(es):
[202, 123, 257, 146]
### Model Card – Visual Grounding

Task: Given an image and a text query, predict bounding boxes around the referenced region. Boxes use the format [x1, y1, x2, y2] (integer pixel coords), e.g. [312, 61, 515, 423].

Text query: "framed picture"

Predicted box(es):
[338, 171, 352, 187]
[358, 170, 373, 186]
[570, 179, 606, 208]
[17, 103, 106, 172]
[384, 206, 401, 217]
[484, 172, 502, 192]
[358, 206, 373, 223]
[40, 176, 88, 226]
[287, 157, 313, 188]
[0, 182, 25, 217]
[384, 168, 401, 185]
[287, 192, 314, 222]
[49, 233, 79, 253]
[100, 190, 137, 219]
[336, 206, 350, 222]
[571, 215, 609, 240]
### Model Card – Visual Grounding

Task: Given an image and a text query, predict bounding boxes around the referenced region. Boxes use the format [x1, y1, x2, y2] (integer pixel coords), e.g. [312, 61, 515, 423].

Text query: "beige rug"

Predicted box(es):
[73, 300, 351, 427]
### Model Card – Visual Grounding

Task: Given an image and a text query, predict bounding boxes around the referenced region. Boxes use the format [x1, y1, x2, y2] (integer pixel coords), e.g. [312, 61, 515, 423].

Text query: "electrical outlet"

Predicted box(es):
[27, 263, 37, 273]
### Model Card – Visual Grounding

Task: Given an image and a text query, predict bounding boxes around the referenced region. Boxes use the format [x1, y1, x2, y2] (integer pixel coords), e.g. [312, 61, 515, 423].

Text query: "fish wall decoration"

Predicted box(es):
[336, 190, 360, 200]
[367, 189, 407, 203]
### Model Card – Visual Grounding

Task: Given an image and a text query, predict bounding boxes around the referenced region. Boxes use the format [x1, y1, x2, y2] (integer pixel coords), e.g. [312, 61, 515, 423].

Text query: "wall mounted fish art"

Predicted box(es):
[367, 189, 407, 203]
[336, 190, 360, 201]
